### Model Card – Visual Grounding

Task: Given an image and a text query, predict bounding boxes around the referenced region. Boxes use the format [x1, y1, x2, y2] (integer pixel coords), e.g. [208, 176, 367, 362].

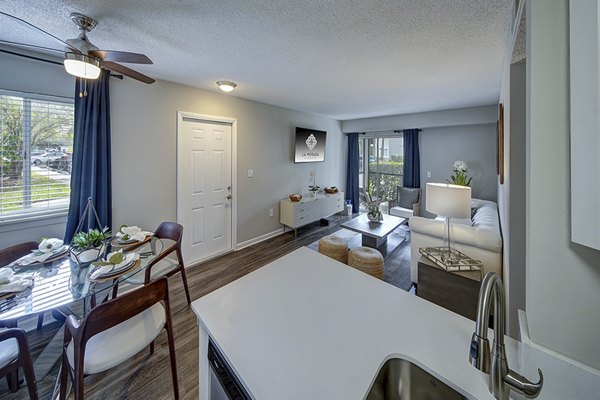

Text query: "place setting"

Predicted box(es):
[8, 238, 69, 269]
[87, 249, 141, 282]
[110, 225, 154, 251]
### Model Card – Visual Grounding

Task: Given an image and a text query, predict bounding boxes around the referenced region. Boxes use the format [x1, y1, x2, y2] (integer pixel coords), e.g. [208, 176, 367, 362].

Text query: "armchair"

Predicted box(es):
[390, 186, 421, 219]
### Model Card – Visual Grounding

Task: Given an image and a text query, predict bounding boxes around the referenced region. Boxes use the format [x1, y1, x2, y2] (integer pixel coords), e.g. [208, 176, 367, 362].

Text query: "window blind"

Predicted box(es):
[0, 90, 74, 222]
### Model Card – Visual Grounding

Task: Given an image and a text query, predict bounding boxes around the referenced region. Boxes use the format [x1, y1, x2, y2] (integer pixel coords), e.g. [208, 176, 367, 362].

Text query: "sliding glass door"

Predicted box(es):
[358, 135, 404, 211]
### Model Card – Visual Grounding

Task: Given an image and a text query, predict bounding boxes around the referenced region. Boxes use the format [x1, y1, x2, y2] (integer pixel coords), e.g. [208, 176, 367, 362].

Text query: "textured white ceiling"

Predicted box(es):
[0, 0, 513, 120]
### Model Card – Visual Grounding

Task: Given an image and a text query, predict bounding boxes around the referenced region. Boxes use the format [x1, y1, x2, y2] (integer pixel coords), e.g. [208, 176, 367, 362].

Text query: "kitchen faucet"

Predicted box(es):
[469, 272, 544, 400]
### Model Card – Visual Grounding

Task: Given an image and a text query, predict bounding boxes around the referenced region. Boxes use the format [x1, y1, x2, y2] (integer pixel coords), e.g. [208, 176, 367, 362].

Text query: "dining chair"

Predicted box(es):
[59, 277, 178, 400]
[125, 222, 191, 305]
[0, 328, 38, 400]
[0, 242, 46, 330]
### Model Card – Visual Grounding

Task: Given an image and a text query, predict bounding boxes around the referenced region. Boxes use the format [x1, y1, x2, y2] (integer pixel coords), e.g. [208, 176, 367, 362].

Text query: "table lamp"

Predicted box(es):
[426, 183, 472, 262]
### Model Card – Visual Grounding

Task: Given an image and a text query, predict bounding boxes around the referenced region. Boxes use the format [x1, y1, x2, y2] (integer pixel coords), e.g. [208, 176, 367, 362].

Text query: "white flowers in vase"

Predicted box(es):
[447, 160, 473, 187]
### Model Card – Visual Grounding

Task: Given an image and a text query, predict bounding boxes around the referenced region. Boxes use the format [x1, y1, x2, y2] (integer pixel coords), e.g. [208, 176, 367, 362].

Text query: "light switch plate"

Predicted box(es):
[248, 169, 254, 178]
[427, 171, 432, 178]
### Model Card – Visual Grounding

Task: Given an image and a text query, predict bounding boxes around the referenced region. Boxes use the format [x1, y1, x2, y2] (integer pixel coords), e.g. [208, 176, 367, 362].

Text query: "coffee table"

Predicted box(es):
[341, 213, 405, 249]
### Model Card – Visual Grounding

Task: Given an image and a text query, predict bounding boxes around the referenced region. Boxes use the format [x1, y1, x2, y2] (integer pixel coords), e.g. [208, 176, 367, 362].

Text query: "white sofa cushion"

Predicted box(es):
[390, 206, 413, 219]
[66, 303, 166, 375]
[0, 331, 18, 369]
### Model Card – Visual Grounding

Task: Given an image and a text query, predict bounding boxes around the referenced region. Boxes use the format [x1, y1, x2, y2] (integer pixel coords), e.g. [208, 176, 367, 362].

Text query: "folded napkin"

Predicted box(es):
[12, 245, 67, 266]
[89, 252, 140, 280]
[117, 226, 153, 242]
[0, 273, 33, 294]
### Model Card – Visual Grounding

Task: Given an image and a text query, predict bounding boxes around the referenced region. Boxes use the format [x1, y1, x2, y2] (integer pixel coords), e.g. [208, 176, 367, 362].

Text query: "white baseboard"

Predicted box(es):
[235, 228, 284, 251]
[517, 310, 600, 399]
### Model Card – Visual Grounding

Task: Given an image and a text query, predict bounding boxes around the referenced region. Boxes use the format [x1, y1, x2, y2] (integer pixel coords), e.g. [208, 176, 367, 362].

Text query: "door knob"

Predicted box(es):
[226, 194, 232, 200]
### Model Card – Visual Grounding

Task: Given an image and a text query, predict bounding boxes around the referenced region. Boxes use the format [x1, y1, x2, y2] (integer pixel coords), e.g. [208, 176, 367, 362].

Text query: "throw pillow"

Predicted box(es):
[398, 187, 420, 209]
[471, 207, 477, 220]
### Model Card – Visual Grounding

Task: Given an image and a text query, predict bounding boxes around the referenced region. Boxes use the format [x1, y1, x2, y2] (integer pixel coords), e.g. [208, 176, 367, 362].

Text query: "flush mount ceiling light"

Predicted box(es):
[63, 52, 101, 79]
[216, 80, 237, 92]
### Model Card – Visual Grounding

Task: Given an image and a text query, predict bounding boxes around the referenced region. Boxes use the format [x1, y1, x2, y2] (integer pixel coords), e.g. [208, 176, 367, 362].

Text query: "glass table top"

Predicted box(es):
[0, 237, 164, 322]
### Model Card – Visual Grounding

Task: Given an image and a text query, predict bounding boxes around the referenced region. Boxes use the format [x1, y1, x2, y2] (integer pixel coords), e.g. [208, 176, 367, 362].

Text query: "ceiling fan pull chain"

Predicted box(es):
[79, 78, 88, 97]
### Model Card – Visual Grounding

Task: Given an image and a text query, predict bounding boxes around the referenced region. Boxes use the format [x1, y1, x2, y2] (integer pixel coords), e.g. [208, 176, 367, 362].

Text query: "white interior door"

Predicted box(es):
[178, 116, 232, 264]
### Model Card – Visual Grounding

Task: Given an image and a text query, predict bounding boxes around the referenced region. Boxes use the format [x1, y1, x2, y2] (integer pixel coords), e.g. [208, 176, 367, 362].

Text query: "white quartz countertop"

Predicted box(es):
[192, 247, 517, 400]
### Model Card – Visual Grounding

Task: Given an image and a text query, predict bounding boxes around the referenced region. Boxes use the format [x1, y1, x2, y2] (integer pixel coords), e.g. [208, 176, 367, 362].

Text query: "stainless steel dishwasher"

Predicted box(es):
[208, 339, 251, 400]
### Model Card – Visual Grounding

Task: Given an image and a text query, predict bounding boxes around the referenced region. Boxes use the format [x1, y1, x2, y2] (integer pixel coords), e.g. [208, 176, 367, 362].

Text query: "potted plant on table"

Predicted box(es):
[367, 202, 383, 222]
[70, 227, 111, 265]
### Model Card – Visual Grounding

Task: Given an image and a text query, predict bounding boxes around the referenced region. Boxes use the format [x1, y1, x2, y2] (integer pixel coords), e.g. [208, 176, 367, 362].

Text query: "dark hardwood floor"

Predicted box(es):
[0, 217, 353, 400]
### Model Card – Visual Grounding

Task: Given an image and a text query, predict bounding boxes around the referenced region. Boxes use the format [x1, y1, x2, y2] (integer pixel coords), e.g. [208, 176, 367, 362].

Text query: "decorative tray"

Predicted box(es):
[419, 247, 483, 279]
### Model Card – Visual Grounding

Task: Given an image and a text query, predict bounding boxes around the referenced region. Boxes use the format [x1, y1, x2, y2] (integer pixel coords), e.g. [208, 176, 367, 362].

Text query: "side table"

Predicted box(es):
[416, 255, 481, 321]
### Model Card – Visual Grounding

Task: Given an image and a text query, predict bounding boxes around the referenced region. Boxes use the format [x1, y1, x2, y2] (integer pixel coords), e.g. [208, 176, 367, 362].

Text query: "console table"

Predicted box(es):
[280, 192, 344, 232]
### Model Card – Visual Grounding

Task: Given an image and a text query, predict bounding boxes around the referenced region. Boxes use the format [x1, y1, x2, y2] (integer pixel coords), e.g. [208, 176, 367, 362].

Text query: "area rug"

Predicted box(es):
[307, 228, 414, 292]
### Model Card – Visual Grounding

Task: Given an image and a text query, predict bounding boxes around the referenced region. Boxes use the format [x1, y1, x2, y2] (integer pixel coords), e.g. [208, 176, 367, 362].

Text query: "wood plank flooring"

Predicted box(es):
[0, 217, 353, 400]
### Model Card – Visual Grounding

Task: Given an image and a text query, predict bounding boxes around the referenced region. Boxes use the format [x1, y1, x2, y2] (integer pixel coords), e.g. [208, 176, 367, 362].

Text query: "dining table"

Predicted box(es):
[0, 235, 165, 396]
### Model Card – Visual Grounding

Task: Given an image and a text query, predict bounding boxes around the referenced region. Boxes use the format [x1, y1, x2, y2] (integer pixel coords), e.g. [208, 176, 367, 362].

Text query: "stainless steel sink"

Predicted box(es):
[366, 358, 467, 400]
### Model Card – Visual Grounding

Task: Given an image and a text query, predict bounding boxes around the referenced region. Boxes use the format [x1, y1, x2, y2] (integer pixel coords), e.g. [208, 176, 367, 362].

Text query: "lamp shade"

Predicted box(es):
[426, 183, 471, 218]
[64, 52, 101, 79]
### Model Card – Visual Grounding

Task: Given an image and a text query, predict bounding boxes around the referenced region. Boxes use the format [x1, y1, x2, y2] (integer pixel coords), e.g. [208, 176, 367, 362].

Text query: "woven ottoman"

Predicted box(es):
[348, 247, 384, 279]
[318, 236, 348, 264]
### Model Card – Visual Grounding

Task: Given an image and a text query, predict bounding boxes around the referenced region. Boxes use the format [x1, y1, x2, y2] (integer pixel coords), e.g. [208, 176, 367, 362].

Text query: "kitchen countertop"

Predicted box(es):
[192, 247, 519, 399]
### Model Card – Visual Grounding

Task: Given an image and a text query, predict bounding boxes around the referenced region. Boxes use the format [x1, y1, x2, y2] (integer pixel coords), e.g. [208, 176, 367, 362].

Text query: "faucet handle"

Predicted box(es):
[469, 332, 491, 373]
[504, 368, 544, 398]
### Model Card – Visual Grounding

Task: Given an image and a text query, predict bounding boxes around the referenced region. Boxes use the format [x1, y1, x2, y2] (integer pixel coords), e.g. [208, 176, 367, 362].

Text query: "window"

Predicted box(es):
[0, 90, 74, 222]
[358, 135, 404, 210]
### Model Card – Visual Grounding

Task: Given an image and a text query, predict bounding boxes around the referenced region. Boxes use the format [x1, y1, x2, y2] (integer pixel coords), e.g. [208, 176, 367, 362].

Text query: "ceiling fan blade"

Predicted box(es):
[90, 50, 152, 64]
[0, 11, 80, 53]
[0, 40, 64, 54]
[102, 61, 155, 84]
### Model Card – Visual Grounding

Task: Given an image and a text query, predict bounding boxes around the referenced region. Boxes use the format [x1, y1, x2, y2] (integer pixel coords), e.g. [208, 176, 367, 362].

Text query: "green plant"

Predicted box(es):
[368, 204, 380, 217]
[71, 227, 111, 251]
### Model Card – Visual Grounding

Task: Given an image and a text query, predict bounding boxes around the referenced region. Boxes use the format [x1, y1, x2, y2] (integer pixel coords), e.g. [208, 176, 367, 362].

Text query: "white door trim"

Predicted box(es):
[176, 111, 238, 258]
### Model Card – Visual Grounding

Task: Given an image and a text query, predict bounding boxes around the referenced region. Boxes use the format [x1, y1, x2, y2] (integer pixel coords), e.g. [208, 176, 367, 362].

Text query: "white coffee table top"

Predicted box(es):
[341, 213, 405, 240]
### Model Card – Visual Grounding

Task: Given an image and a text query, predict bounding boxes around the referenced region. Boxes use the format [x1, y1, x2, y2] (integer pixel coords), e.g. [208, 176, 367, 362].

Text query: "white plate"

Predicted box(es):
[89, 253, 140, 279]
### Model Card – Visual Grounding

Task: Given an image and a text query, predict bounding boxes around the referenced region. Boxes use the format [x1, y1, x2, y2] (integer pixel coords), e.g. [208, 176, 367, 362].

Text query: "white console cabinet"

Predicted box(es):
[280, 192, 344, 230]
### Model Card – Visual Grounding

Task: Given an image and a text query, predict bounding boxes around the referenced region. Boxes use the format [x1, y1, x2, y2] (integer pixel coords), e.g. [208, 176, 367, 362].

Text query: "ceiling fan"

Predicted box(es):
[0, 11, 155, 84]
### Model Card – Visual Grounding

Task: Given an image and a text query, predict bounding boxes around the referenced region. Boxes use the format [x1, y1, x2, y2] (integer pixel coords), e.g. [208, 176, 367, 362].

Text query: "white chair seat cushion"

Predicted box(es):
[390, 206, 413, 219]
[126, 258, 179, 285]
[66, 303, 166, 375]
[0, 332, 18, 369]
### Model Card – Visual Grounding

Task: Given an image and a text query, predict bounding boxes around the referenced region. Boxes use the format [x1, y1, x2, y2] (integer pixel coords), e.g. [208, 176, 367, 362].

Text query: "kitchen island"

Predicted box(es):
[191, 247, 516, 399]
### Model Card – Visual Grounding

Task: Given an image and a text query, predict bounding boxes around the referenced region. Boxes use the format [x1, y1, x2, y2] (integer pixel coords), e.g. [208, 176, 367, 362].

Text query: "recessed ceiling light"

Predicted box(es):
[216, 80, 237, 92]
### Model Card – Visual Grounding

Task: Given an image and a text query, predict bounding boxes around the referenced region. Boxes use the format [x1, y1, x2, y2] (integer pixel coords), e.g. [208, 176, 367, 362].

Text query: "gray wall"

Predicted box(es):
[526, 0, 600, 369]
[419, 124, 498, 214]
[0, 49, 345, 248]
[342, 105, 497, 133]
[0, 49, 74, 247]
[110, 78, 345, 245]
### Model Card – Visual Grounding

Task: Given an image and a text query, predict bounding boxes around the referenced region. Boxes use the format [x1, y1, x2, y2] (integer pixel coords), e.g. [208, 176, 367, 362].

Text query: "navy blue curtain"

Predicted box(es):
[345, 132, 360, 213]
[402, 129, 421, 188]
[65, 71, 112, 242]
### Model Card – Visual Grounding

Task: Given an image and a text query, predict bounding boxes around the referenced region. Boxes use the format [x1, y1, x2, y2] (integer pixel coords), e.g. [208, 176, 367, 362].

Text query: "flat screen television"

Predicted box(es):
[294, 127, 326, 163]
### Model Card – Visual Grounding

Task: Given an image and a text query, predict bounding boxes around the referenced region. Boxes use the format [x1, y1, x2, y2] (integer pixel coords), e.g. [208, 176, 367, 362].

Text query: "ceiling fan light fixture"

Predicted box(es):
[64, 52, 101, 79]
[216, 80, 237, 92]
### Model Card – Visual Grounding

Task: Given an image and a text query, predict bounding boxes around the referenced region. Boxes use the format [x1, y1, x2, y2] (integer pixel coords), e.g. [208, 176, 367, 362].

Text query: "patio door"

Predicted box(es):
[358, 135, 404, 211]
[177, 113, 236, 265]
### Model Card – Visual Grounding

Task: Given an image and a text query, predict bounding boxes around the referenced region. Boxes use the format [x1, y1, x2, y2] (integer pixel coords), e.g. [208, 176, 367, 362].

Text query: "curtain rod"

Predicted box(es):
[394, 129, 422, 133]
[343, 132, 366, 135]
[0, 48, 123, 80]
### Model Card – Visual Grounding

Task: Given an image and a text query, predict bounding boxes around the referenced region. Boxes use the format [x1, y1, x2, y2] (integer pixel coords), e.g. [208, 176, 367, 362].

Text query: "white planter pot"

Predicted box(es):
[70, 245, 105, 264]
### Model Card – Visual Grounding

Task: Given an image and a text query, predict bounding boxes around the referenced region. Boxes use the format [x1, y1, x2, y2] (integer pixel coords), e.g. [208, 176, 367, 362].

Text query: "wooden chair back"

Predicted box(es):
[77, 277, 170, 346]
[154, 222, 183, 243]
[0, 328, 38, 399]
[0, 242, 38, 267]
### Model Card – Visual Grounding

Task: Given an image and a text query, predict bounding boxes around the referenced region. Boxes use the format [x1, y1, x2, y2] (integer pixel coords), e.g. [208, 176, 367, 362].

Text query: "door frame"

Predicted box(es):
[176, 111, 238, 264]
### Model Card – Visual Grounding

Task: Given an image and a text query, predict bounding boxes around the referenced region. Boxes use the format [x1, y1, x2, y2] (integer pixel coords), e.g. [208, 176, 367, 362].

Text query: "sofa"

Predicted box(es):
[409, 199, 503, 284]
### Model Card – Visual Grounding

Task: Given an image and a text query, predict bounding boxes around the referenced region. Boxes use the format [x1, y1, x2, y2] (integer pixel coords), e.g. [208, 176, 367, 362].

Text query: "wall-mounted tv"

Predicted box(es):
[294, 127, 326, 163]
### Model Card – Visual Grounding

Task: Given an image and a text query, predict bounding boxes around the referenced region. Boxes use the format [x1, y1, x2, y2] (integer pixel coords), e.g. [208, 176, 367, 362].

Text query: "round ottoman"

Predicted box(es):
[318, 236, 348, 264]
[348, 247, 384, 279]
